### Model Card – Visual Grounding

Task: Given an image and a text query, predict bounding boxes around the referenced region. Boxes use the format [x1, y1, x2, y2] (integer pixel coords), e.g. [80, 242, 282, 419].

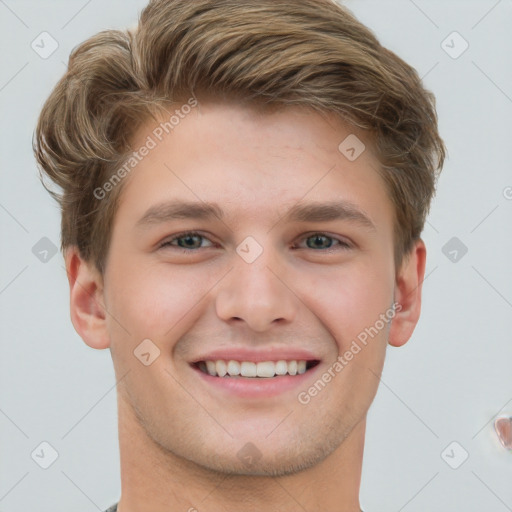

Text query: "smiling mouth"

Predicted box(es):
[192, 359, 321, 378]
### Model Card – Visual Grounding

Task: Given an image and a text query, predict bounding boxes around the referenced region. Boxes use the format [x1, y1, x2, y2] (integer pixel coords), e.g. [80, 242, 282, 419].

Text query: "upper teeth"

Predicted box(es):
[200, 360, 308, 378]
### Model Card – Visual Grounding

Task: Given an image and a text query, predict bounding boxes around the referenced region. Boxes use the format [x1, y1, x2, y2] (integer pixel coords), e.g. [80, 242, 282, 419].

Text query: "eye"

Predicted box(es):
[294, 232, 352, 251]
[158, 231, 352, 253]
[159, 231, 215, 251]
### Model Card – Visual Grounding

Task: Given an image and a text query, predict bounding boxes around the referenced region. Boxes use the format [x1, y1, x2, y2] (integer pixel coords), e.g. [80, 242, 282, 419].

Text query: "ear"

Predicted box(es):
[64, 246, 110, 350]
[388, 239, 427, 347]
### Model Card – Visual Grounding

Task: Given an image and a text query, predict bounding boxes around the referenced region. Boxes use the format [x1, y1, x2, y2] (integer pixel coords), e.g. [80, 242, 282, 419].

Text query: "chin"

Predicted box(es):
[166, 429, 345, 478]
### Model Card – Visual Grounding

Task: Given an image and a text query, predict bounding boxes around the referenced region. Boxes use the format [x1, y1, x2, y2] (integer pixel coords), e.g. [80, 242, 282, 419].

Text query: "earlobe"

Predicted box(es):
[388, 239, 427, 348]
[64, 246, 111, 350]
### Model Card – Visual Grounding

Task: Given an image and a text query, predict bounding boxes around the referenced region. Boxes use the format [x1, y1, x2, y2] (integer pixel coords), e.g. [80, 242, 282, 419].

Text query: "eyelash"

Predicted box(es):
[158, 231, 352, 253]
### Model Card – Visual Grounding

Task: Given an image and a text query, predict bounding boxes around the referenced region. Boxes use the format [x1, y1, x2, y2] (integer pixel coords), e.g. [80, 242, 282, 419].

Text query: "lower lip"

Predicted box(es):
[190, 363, 321, 399]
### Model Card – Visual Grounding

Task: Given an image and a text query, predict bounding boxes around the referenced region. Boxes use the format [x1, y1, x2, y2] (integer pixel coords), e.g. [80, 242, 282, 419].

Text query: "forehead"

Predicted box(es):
[114, 100, 393, 231]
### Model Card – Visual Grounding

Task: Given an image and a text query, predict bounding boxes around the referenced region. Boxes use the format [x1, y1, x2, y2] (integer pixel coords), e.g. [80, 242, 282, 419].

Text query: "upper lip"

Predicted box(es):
[190, 348, 321, 364]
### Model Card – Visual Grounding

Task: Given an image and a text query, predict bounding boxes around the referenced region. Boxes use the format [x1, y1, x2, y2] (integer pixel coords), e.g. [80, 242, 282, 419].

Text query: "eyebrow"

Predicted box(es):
[135, 199, 376, 231]
[136, 201, 224, 228]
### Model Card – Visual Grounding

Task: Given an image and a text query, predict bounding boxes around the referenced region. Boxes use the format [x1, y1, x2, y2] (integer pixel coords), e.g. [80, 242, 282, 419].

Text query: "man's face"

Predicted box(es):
[101, 100, 398, 476]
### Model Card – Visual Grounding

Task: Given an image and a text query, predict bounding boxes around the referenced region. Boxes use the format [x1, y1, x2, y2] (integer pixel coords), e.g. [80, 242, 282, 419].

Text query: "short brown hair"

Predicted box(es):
[33, 0, 445, 275]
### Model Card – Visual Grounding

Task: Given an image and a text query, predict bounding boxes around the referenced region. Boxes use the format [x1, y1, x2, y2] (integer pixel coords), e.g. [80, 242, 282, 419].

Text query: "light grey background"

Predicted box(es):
[1, 1, 511, 511]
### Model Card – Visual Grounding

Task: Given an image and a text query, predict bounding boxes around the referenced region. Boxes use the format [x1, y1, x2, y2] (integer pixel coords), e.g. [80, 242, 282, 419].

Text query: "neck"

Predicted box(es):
[116, 394, 365, 512]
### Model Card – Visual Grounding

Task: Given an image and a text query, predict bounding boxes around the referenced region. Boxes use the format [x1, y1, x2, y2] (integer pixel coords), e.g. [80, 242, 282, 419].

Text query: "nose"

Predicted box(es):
[215, 249, 299, 332]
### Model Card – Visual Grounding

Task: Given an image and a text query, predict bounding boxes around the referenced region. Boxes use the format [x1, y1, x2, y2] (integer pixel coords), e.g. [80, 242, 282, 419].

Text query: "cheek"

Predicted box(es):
[106, 260, 212, 342]
[297, 258, 394, 347]
[310, 261, 392, 410]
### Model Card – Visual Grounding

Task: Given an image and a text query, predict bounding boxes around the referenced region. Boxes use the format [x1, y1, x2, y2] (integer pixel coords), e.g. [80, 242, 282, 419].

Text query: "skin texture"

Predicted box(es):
[65, 100, 426, 512]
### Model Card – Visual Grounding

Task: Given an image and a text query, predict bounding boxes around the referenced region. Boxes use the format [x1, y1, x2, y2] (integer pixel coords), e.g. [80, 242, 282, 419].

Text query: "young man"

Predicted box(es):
[33, 1, 445, 510]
